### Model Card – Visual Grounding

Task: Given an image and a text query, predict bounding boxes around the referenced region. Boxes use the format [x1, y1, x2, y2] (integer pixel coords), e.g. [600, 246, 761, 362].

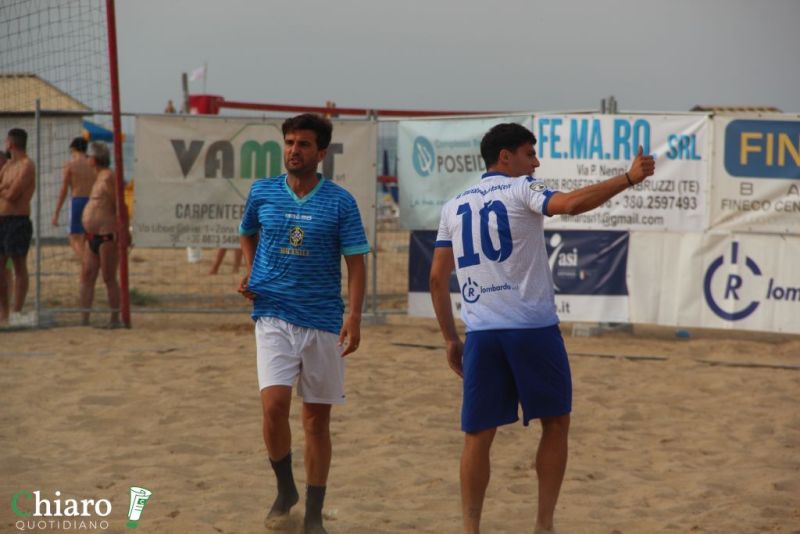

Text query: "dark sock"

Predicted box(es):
[304, 485, 327, 532]
[267, 453, 299, 517]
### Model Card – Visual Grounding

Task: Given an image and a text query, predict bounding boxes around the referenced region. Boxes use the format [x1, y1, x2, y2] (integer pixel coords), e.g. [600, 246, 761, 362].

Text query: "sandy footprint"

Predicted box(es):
[79, 394, 127, 406]
[263, 511, 301, 532]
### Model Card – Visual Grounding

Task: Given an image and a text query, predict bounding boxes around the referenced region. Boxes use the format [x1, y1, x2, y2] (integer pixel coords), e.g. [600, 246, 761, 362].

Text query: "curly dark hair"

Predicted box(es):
[480, 123, 536, 168]
[281, 113, 333, 150]
[70, 137, 88, 153]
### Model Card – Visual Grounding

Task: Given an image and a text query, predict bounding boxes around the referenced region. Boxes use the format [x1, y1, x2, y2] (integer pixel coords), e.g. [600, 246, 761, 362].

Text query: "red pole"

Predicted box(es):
[219, 99, 500, 118]
[105, 0, 131, 328]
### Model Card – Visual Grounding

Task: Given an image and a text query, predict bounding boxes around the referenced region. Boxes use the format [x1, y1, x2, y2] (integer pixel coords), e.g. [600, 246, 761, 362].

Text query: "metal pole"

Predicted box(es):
[371, 214, 378, 317]
[370, 116, 379, 317]
[34, 99, 42, 326]
[181, 73, 189, 113]
[105, 0, 132, 327]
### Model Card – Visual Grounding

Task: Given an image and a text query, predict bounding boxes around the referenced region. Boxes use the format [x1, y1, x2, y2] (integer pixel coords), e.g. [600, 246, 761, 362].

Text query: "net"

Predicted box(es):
[0, 0, 116, 327]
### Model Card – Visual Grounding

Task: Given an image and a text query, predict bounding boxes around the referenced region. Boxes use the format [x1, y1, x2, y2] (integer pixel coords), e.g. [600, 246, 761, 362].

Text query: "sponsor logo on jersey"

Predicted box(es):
[289, 226, 304, 247]
[529, 182, 547, 192]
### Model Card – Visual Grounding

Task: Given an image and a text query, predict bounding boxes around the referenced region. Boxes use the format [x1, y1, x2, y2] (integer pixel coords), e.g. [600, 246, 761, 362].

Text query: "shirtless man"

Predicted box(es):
[0, 151, 10, 307]
[0, 128, 36, 324]
[79, 141, 121, 327]
[53, 137, 96, 259]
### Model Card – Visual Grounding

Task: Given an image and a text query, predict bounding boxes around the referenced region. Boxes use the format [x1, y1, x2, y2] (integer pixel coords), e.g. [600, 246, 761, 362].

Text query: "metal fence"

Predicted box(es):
[1, 124, 412, 331]
[9, 203, 412, 327]
[1, 138, 412, 329]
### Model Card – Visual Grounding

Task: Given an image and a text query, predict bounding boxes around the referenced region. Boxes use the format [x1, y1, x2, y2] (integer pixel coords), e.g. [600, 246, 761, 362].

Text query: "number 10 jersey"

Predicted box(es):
[435, 172, 560, 332]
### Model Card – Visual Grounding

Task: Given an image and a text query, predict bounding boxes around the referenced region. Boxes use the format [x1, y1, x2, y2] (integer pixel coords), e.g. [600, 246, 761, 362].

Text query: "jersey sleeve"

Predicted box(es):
[434, 203, 453, 247]
[339, 193, 370, 256]
[513, 176, 558, 216]
[239, 182, 261, 236]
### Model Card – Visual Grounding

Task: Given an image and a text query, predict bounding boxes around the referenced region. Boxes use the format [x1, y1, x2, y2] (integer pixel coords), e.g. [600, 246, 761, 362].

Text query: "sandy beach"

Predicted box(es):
[1, 315, 798, 533]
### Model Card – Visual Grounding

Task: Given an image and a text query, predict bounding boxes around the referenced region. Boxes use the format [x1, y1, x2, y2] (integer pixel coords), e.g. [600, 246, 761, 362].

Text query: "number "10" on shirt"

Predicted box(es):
[456, 201, 513, 268]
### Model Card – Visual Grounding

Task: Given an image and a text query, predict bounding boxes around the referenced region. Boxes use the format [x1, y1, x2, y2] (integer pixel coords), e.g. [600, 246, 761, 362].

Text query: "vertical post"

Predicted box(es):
[34, 99, 42, 326]
[181, 72, 189, 113]
[105, 0, 131, 327]
[370, 115, 379, 317]
[203, 60, 208, 94]
[370, 210, 378, 316]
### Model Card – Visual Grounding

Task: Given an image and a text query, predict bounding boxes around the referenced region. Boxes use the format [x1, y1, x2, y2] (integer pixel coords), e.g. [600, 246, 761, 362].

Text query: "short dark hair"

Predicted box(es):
[281, 113, 332, 150]
[70, 137, 88, 153]
[8, 128, 28, 151]
[87, 141, 110, 168]
[480, 123, 536, 168]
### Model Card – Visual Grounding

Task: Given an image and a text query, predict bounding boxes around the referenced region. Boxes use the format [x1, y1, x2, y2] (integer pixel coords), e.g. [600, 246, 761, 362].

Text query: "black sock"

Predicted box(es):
[267, 453, 298, 516]
[304, 484, 326, 527]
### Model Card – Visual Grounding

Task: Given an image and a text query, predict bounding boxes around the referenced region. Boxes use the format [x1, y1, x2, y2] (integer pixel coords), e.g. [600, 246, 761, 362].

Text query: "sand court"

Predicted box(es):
[1, 316, 798, 533]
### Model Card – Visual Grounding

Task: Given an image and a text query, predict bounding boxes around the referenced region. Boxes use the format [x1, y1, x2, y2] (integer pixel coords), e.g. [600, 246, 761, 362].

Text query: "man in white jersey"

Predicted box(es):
[430, 123, 655, 533]
[239, 114, 369, 534]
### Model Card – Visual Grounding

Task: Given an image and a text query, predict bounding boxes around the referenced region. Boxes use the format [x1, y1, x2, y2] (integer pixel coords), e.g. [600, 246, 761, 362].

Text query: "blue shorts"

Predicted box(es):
[461, 324, 572, 433]
[70, 196, 89, 234]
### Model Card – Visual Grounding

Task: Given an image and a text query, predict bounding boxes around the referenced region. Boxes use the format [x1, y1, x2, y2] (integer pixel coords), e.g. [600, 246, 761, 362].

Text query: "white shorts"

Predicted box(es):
[255, 316, 345, 405]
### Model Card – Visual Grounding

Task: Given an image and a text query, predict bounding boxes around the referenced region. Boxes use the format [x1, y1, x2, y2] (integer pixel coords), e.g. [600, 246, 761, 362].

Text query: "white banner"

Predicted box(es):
[628, 232, 800, 334]
[534, 114, 711, 232]
[133, 115, 376, 247]
[407, 229, 629, 323]
[397, 115, 534, 230]
[709, 115, 800, 234]
[408, 293, 628, 323]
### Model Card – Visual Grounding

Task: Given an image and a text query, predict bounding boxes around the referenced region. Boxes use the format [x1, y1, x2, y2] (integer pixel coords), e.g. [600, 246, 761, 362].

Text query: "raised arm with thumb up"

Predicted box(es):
[626, 145, 656, 184]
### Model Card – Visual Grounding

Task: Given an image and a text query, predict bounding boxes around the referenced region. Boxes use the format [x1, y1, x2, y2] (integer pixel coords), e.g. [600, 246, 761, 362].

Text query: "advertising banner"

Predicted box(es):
[628, 232, 800, 334]
[408, 230, 629, 323]
[407, 231, 459, 318]
[133, 115, 376, 247]
[534, 114, 711, 232]
[545, 230, 629, 322]
[709, 115, 800, 234]
[397, 115, 534, 230]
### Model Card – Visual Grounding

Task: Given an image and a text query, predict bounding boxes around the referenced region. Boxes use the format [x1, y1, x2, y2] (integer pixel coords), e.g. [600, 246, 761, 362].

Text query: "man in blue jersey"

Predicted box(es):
[239, 114, 369, 534]
[430, 123, 655, 533]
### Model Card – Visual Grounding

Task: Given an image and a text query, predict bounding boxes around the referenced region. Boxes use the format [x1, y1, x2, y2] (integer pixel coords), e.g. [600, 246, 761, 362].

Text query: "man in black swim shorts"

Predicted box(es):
[0, 128, 36, 324]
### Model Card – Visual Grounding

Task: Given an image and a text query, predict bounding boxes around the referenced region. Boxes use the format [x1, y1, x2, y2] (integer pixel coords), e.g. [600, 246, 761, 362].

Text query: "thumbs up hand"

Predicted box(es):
[627, 145, 656, 184]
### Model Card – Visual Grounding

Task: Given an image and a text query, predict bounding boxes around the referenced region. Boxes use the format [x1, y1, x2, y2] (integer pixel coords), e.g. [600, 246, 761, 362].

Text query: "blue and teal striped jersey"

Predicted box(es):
[239, 174, 370, 334]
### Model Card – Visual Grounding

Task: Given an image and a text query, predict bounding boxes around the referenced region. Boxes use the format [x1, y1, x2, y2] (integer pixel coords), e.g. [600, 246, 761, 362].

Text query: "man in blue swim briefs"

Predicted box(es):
[53, 137, 97, 260]
[430, 123, 655, 533]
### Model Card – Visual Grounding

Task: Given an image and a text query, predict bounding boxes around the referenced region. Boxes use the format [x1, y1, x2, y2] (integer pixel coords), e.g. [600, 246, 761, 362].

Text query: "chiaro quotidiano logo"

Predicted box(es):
[10, 486, 152, 531]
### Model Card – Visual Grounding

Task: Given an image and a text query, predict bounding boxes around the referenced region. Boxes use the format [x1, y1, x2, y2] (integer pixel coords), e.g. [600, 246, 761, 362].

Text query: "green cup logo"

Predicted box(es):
[126, 487, 152, 529]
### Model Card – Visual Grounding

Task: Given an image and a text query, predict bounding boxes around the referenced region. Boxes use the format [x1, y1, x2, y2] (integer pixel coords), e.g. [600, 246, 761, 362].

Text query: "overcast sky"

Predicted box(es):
[116, 0, 800, 115]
